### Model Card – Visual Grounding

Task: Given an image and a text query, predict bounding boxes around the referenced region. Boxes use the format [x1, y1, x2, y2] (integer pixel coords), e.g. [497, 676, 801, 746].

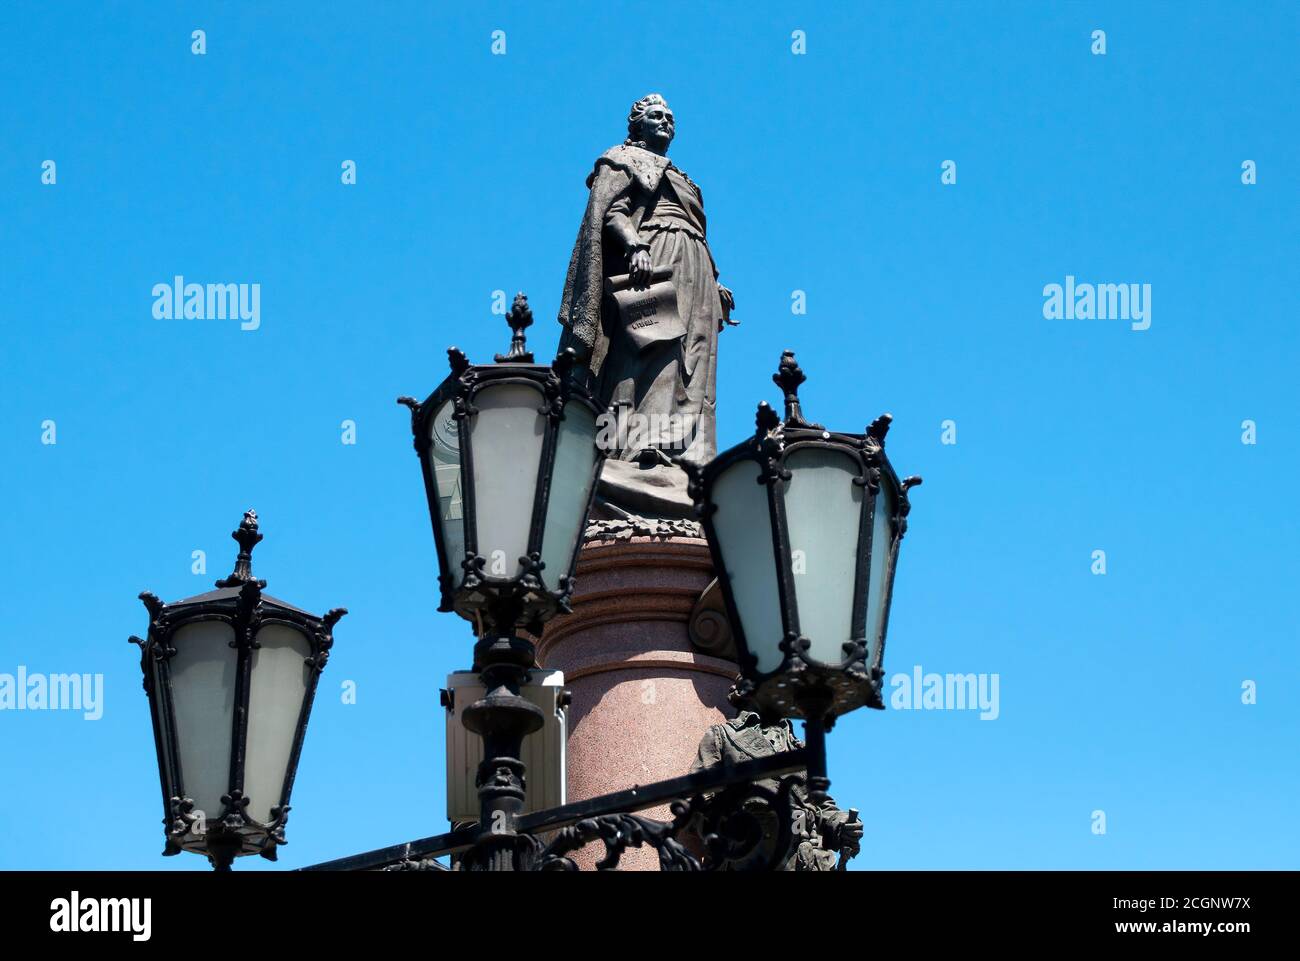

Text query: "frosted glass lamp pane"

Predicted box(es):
[863, 482, 898, 662]
[427, 398, 467, 586]
[168, 621, 238, 821]
[468, 383, 546, 579]
[540, 403, 599, 592]
[711, 459, 784, 674]
[244, 624, 313, 824]
[782, 447, 863, 665]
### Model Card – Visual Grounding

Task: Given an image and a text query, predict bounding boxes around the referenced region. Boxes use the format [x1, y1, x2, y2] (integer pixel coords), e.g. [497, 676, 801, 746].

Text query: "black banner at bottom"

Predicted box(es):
[0, 869, 1281, 947]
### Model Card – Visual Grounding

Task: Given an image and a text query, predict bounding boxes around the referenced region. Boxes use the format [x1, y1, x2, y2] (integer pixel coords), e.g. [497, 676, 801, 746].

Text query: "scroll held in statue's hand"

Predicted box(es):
[605, 267, 685, 351]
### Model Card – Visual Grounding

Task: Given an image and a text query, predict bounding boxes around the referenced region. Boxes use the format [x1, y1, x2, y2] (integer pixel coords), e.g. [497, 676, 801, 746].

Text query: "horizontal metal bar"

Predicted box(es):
[298, 749, 808, 871]
[297, 825, 478, 872]
[517, 749, 808, 833]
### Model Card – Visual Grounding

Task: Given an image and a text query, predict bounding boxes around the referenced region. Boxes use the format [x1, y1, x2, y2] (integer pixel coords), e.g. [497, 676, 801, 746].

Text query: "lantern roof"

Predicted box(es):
[162, 586, 316, 617]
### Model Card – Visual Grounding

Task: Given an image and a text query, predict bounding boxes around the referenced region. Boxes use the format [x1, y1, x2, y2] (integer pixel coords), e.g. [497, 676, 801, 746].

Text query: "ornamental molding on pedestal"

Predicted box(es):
[687, 578, 738, 662]
[582, 516, 704, 543]
[537, 533, 721, 657]
[551, 524, 740, 666]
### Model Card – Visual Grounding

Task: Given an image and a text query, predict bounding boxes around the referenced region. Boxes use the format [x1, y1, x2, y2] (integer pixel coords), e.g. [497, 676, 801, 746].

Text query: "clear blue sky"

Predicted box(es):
[1, 1, 1296, 870]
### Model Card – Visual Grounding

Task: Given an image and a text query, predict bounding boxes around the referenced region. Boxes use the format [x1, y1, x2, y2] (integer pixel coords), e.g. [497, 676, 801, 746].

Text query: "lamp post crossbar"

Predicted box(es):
[299, 748, 811, 872]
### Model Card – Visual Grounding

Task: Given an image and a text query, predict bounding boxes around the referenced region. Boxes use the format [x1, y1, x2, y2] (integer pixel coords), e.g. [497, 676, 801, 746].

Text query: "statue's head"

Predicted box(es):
[626, 93, 674, 154]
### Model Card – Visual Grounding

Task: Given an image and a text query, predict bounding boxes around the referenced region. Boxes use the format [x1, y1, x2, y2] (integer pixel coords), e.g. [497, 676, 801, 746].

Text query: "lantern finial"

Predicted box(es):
[215, 509, 264, 588]
[495, 292, 535, 363]
[773, 350, 822, 429]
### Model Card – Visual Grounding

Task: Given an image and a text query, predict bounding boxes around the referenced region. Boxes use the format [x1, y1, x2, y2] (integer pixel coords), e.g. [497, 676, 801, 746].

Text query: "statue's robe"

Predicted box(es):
[558, 144, 722, 519]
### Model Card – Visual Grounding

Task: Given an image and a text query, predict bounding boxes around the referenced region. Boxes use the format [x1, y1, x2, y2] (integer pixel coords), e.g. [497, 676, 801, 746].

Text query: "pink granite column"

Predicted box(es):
[536, 529, 738, 870]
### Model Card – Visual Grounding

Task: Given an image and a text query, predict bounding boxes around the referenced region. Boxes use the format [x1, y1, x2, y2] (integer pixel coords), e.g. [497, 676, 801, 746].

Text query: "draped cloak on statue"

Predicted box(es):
[557, 144, 724, 519]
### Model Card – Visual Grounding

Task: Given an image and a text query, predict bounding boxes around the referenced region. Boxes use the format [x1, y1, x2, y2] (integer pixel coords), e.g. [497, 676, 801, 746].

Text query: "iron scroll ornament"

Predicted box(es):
[366, 775, 844, 872]
[301, 747, 856, 871]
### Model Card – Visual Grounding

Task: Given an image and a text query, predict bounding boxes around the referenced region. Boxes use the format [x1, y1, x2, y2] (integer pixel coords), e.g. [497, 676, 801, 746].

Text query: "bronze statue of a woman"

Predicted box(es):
[558, 94, 736, 520]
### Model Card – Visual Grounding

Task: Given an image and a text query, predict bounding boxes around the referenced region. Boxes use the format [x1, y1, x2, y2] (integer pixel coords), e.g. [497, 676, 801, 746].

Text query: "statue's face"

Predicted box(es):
[634, 102, 675, 150]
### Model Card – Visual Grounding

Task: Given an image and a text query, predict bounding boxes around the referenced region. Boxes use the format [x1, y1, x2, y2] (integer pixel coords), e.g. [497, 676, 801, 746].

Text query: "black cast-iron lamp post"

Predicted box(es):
[397, 292, 608, 870]
[129, 324, 919, 870]
[130, 510, 346, 871]
[685, 351, 921, 804]
[292, 344, 915, 870]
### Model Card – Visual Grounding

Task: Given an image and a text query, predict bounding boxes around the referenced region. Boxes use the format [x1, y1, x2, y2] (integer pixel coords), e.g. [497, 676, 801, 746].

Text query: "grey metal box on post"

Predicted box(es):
[441, 670, 568, 823]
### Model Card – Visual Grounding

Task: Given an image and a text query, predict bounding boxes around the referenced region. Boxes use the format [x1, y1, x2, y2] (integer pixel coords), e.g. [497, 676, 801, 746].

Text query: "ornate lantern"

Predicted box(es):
[687, 351, 922, 724]
[398, 294, 609, 870]
[398, 293, 607, 633]
[130, 510, 345, 870]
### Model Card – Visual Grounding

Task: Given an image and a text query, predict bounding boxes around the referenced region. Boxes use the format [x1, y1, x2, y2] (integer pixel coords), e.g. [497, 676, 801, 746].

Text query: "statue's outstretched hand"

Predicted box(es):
[717, 283, 738, 330]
